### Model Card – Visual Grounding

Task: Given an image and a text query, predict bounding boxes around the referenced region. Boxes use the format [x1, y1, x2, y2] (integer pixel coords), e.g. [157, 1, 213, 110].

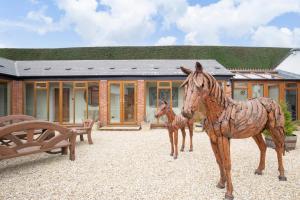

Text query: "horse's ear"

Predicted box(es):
[180, 66, 192, 75]
[195, 62, 203, 73]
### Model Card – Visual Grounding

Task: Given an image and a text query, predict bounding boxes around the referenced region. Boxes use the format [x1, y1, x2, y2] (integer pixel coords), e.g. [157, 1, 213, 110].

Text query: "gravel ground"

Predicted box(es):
[0, 130, 299, 200]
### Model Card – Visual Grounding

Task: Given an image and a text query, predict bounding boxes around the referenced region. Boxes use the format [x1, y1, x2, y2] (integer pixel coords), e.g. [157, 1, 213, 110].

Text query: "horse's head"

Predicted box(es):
[181, 62, 211, 119]
[155, 100, 169, 118]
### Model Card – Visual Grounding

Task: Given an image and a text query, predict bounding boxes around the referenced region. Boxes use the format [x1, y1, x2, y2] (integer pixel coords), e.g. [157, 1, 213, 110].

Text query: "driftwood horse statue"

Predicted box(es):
[155, 101, 194, 159]
[180, 62, 286, 200]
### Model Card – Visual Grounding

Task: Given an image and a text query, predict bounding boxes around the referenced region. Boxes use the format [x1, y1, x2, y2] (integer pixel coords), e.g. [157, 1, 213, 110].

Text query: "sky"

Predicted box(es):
[0, 0, 300, 48]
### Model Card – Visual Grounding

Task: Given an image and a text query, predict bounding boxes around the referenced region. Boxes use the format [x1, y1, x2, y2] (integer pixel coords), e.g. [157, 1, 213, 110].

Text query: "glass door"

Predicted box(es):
[108, 81, 137, 125]
[123, 82, 136, 124]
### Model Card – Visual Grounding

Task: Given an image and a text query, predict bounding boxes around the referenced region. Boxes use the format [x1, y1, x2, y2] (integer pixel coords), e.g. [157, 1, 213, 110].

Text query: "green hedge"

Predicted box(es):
[0, 46, 290, 69]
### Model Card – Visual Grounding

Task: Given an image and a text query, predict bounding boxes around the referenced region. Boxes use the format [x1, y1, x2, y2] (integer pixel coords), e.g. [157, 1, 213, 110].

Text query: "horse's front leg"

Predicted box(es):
[173, 129, 179, 159]
[168, 129, 174, 157]
[209, 137, 226, 189]
[218, 136, 234, 200]
[180, 128, 186, 152]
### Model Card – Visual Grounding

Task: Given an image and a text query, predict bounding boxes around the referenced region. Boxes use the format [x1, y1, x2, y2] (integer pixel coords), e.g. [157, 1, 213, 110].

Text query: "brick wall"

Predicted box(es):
[99, 80, 108, 126]
[11, 80, 23, 114]
[137, 80, 145, 124]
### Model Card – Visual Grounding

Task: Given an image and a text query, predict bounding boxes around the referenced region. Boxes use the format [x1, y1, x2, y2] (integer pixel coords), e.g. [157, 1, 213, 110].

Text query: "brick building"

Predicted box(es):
[1, 48, 300, 127]
[0, 59, 232, 127]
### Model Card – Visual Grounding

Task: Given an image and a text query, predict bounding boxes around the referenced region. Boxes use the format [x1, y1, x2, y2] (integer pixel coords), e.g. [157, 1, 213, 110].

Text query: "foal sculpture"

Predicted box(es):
[180, 62, 286, 200]
[155, 101, 194, 159]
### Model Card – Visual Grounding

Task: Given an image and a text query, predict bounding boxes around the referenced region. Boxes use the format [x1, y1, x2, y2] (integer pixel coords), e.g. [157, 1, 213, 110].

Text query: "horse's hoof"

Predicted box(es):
[254, 169, 263, 175]
[216, 182, 225, 189]
[224, 193, 234, 200]
[170, 153, 173, 157]
[189, 149, 193, 152]
[173, 155, 178, 159]
[180, 148, 184, 152]
[278, 176, 287, 181]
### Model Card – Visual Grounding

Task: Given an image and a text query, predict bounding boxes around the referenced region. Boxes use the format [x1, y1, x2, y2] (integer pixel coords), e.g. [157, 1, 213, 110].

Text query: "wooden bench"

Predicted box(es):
[70, 119, 94, 145]
[0, 115, 35, 127]
[0, 121, 77, 161]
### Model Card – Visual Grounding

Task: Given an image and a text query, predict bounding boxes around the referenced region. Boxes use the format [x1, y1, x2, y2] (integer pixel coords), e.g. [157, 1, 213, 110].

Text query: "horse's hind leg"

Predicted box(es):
[252, 134, 266, 175]
[180, 128, 186, 152]
[269, 127, 287, 181]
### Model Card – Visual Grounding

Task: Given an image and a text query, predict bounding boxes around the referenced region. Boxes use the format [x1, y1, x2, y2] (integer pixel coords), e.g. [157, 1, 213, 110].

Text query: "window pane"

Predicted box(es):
[36, 82, 47, 89]
[146, 82, 157, 123]
[124, 83, 135, 122]
[36, 90, 48, 120]
[159, 82, 170, 87]
[268, 85, 279, 102]
[49, 82, 60, 122]
[252, 84, 264, 98]
[0, 83, 8, 116]
[74, 89, 86, 123]
[285, 90, 297, 120]
[172, 82, 184, 115]
[234, 82, 247, 88]
[158, 89, 171, 123]
[88, 82, 99, 122]
[286, 83, 297, 88]
[62, 83, 73, 123]
[110, 83, 120, 123]
[233, 88, 247, 101]
[24, 83, 34, 116]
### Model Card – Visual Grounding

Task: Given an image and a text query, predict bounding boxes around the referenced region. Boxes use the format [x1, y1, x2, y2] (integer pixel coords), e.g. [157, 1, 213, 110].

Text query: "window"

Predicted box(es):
[88, 86, 99, 106]
[233, 82, 248, 101]
[268, 85, 279, 102]
[0, 82, 10, 116]
[252, 84, 264, 98]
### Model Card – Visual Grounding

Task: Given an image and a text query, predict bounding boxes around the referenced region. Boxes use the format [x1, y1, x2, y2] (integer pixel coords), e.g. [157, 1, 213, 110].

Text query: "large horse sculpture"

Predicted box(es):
[180, 62, 286, 200]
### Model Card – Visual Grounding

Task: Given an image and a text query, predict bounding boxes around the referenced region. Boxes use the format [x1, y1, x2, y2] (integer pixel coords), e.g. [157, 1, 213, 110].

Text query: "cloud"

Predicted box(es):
[155, 36, 177, 45]
[55, 0, 187, 46]
[0, 6, 66, 35]
[177, 0, 300, 45]
[252, 26, 300, 47]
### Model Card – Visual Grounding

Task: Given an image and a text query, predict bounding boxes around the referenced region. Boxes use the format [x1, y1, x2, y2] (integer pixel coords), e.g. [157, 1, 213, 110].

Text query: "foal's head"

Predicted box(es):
[180, 62, 212, 119]
[155, 101, 170, 118]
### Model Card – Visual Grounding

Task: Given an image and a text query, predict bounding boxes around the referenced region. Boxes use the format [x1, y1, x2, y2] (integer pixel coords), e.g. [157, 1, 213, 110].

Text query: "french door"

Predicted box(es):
[108, 81, 137, 125]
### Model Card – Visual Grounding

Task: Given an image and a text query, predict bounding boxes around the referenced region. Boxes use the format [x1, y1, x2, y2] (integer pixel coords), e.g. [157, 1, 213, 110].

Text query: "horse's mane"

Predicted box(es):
[186, 70, 230, 108]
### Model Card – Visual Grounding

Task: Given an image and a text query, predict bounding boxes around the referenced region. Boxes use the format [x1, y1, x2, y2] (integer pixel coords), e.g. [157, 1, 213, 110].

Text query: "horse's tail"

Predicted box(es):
[259, 97, 286, 155]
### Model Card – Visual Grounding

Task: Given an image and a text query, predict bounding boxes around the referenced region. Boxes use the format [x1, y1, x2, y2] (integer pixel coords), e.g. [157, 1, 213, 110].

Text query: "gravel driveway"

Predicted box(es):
[0, 130, 299, 200]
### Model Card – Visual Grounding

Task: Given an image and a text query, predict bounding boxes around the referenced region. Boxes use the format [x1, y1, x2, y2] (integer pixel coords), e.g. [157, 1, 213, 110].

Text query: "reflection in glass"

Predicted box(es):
[88, 82, 99, 121]
[110, 84, 120, 123]
[75, 89, 86, 123]
[124, 83, 135, 122]
[36, 89, 48, 120]
[268, 85, 279, 102]
[285, 90, 297, 120]
[252, 84, 263, 98]
[0, 83, 8, 116]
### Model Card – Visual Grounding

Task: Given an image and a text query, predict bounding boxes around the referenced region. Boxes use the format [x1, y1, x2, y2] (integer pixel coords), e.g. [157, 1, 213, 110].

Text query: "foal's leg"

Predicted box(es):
[209, 138, 226, 189]
[173, 129, 179, 159]
[188, 123, 193, 152]
[168, 129, 174, 156]
[252, 134, 267, 175]
[180, 128, 186, 152]
[218, 136, 234, 200]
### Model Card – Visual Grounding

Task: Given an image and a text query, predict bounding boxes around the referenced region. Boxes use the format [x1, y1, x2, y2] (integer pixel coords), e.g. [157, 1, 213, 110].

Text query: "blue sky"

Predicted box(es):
[0, 0, 300, 48]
